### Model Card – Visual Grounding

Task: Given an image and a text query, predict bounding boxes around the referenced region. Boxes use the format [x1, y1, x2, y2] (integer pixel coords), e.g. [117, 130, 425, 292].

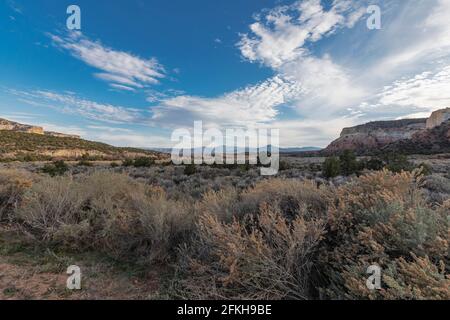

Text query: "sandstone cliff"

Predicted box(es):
[324, 119, 426, 154]
[382, 120, 450, 155]
[324, 108, 450, 155]
[426, 108, 450, 129]
[0, 118, 82, 138]
[0, 118, 44, 134]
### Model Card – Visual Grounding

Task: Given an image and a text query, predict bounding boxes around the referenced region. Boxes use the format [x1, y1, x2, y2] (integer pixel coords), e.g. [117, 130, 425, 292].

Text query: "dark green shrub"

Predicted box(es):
[133, 157, 155, 167]
[122, 159, 134, 167]
[41, 160, 69, 177]
[383, 153, 414, 173]
[339, 150, 360, 176]
[184, 164, 197, 176]
[77, 160, 93, 167]
[418, 163, 432, 176]
[279, 160, 290, 171]
[323, 157, 341, 178]
[364, 158, 384, 171]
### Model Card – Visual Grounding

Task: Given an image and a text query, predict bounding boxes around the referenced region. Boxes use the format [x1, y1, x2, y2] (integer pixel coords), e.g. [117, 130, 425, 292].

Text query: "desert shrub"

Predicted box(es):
[364, 158, 384, 171]
[110, 162, 119, 168]
[0, 169, 33, 221]
[184, 164, 197, 176]
[196, 188, 241, 222]
[13, 171, 195, 264]
[383, 153, 414, 173]
[133, 157, 155, 167]
[176, 204, 325, 299]
[418, 162, 432, 176]
[41, 160, 69, 176]
[422, 174, 450, 205]
[318, 170, 449, 300]
[100, 189, 194, 263]
[15, 175, 88, 246]
[322, 157, 341, 178]
[238, 179, 329, 220]
[339, 150, 360, 176]
[122, 159, 134, 167]
[77, 159, 93, 167]
[279, 160, 290, 171]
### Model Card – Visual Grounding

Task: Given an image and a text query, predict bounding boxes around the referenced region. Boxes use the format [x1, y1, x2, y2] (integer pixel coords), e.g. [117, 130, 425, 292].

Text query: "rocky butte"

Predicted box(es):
[0, 118, 44, 134]
[0, 118, 80, 138]
[324, 108, 450, 155]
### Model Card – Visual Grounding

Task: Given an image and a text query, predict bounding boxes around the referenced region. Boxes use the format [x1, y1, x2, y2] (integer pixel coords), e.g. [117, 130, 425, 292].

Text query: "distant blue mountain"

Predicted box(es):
[147, 146, 322, 154]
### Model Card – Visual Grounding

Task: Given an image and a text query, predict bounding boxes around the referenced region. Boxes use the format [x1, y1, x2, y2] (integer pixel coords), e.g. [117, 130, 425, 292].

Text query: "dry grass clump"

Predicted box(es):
[240, 179, 329, 220]
[176, 204, 325, 299]
[175, 179, 329, 299]
[197, 179, 330, 223]
[318, 170, 449, 300]
[0, 169, 33, 222]
[14, 171, 194, 264]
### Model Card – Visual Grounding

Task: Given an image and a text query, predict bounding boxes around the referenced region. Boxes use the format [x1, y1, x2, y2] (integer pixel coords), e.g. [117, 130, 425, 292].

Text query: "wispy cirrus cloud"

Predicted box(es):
[49, 32, 165, 91]
[8, 88, 144, 124]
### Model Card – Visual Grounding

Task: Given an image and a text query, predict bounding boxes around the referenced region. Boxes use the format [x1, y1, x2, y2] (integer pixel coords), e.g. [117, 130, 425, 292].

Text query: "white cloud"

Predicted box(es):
[49, 32, 165, 90]
[364, 0, 450, 81]
[152, 76, 304, 127]
[260, 117, 358, 147]
[238, 0, 366, 68]
[9, 89, 143, 124]
[237, 0, 368, 119]
[280, 55, 366, 114]
[147, 0, 368, 146]
[232, 0, 450, 147]
[378, 66, 450, 112]
[87, 125, 133, 133]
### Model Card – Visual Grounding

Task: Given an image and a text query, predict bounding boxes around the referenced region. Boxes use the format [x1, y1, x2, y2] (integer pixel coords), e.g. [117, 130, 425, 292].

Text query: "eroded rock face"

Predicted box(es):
[426, 108, 450, 129]
[0, 118, 44, 134]
[324, 108, 450, 155]
[325, 119, 427, 154]
[44, 131, 81, 139]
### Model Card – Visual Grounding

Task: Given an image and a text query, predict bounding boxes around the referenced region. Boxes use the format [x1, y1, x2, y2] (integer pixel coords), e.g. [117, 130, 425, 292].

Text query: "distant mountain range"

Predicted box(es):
[147, 146, 322, 154]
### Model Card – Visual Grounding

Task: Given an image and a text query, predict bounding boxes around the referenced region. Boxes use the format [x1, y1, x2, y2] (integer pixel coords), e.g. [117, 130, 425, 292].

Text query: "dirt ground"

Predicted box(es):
[0, 228, 161, 300]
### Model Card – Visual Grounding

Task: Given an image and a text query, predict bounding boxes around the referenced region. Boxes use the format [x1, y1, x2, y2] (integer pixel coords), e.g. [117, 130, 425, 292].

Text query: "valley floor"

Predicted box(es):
[0, 154, 449, 300]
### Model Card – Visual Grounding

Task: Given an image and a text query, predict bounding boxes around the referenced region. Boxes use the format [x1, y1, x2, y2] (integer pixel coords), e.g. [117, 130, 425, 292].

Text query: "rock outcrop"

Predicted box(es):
[324, 119, 427, 154]
[0, 118, 44, 134]
[426, 108, 450, 129]
[324, 108, 450, 155]
[382, 120, 450, 155]
[0, 118, 80, 138]
[45, 131, 81, 139]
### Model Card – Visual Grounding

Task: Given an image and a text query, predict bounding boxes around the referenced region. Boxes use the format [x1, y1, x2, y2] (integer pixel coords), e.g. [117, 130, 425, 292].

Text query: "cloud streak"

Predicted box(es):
[8, 89, 144, 124]
[49, 32, 165, 91]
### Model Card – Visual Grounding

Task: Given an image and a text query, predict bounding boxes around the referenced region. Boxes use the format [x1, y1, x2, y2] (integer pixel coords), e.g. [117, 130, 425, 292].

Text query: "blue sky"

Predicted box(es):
[1, 0, 450, 147]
